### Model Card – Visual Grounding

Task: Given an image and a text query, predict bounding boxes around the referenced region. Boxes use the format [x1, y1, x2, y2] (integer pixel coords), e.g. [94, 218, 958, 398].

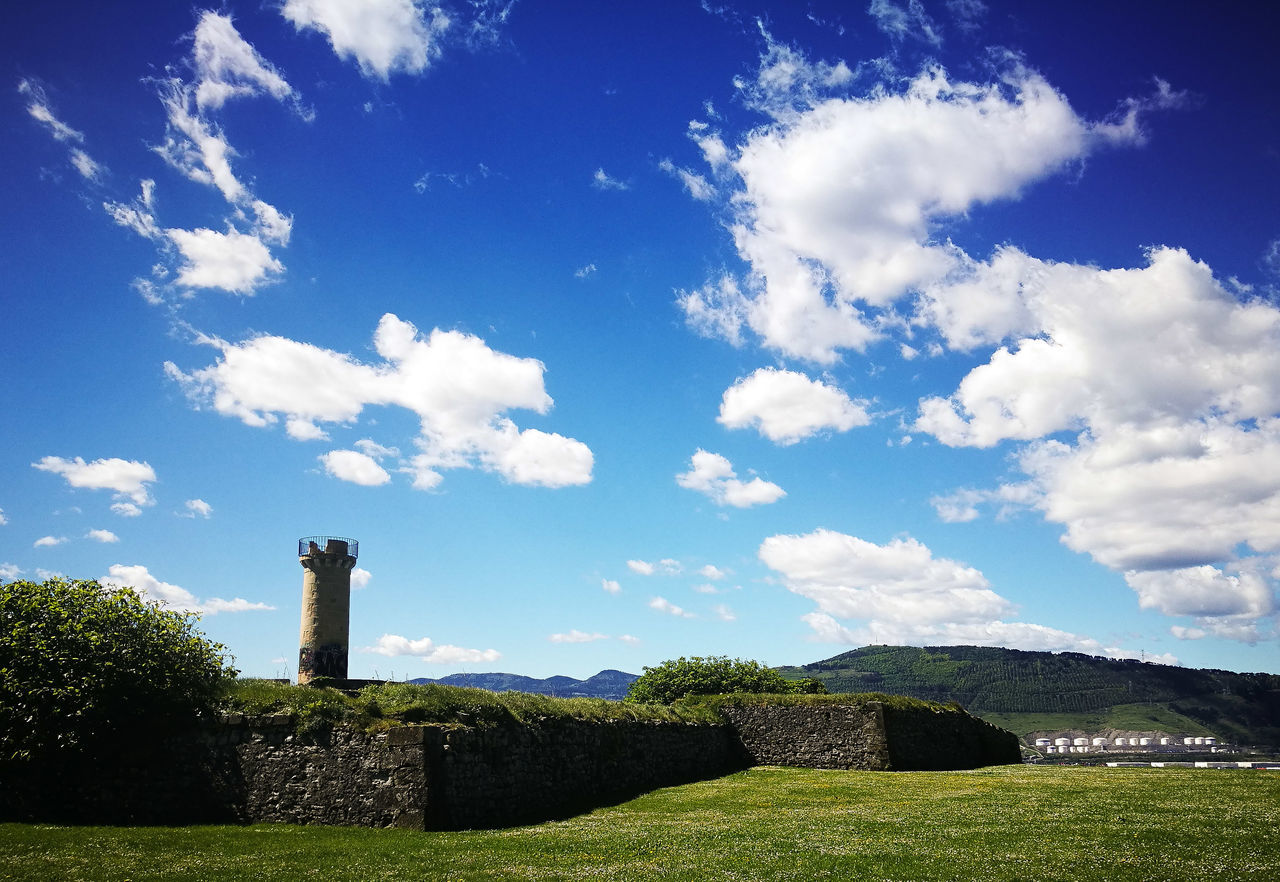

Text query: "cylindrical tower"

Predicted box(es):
[297, 535, 358, 684]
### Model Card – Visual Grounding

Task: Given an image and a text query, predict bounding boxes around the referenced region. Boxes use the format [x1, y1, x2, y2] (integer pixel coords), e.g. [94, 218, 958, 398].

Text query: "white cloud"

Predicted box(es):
[360, 633, 500, 664]
[190, 12, 297, 111]
[35, 569, 66, 581]
[102, 563, 273, 615]
[86, 529, 119, 543]
[112, 502, 144, 518]
[592, 168, 629, 191]
[719, 367, 871, 444]
[351, 567, 373, 590]
[699, 564, 727, 580]
[19, 79, 105, 181]
[166, 313, 592, 490]
[713, 603, 737, 622]
[676, 449, 786, 508]
[32, 456, 157, 511]
[627, 559, 655, 576]
[0, 508, 7, 526]
[19, 79, 84, 142]
[649, 596, 695, 618]
[681, 50, 1155, 363]
[618, 634, 641, 646]
[575, 263, 597, 279]
[1125, 566, 1274, 635]
[185, 499, 213, 518]
[658, 158, 715, 201]
[915, 247, 1280, 640]
[282, 0, 450, 80]
[764, 529, 1154, 659]
[34, 536, 66, 548]
[760, 529, 1005, 624]
[930, 483, 1038, 524]
[0, 563, 22, 581]
[320, 450, 392, 486]
[601, 578, 621, 594]
[692, 583, 722, 595]
[165, 226, 284, 294]
[549, 630, 608, 643]
[869, 0, 942, 46]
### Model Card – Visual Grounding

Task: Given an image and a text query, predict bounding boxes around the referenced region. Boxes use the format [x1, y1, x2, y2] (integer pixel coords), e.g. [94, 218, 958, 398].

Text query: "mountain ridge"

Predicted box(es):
[408, 668, 639, 700]
[775, 644, 1280, 747]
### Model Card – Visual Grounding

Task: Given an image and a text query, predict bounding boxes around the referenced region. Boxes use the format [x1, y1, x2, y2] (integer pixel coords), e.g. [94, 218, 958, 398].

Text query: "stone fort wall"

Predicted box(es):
[2, 701, 1019, 829]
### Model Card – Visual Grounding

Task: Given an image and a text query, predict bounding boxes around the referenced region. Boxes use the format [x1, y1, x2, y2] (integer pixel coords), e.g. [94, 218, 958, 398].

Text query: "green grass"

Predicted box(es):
[222, 679, 720, 733]
[3, 765, 1277, 881]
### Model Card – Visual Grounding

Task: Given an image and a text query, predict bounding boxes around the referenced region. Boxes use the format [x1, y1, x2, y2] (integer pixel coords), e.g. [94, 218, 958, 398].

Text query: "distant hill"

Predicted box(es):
[409, 669, 638, 701]
[776, 645, 1280, 748]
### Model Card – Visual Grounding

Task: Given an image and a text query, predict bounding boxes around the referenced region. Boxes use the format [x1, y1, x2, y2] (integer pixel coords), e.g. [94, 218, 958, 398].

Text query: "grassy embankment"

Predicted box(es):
[3, 765, 1277, 881]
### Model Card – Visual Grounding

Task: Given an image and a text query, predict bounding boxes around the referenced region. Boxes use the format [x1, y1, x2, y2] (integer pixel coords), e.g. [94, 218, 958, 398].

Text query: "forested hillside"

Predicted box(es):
[776, 645, 1280, 747]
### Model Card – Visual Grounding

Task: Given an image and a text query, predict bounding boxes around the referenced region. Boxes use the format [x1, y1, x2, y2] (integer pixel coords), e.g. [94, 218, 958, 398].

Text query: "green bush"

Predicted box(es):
[0, 578, 237, 762]
[624, 656, 827, 704]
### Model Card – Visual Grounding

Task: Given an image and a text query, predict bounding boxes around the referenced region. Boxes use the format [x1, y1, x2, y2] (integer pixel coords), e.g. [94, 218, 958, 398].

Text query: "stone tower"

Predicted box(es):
[297, 535, 358, 684]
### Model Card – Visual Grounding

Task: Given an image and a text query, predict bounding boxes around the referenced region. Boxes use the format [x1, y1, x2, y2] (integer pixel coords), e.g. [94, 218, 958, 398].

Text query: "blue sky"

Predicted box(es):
[4, 0, 1279, 680]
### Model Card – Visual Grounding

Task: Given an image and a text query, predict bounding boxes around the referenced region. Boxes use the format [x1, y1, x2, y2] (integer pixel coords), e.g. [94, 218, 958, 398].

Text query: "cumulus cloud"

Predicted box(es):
[618, 634, 641, 646]
[699, 564, 727, 580]
[360, 633, 500, 664]
[165, 226, 284, 294]
[320, 450, 391, 486]
[679, 44, 1162, 363]
[282, 0, 450, 80]
[86, 529, 119, 543]
[601, 578, 621, 594]
[102, 563, 273, 615]
[185, 499, 213, 518]
[915, 247, 1280, 639]
[718, 367, 870, 444]
[351, 567, 373, 590]
[760, 528, 1147, 658]
[32, 456, 157, 511]
[676, 449, 785, 508]
[34, 536, 66, 548]
[0, 563, 22, 581]
[549, 630, 608, 643]
[627, 560, 656, 575]
[649, 596, 695, 618]
[166, 313, 592, 490]
[0, 508, 7, 526]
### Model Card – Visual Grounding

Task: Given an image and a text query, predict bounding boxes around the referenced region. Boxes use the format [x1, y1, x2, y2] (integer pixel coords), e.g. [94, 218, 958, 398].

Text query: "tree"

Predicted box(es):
[624, 655, 827, 704]
[0, 578, 238, 763]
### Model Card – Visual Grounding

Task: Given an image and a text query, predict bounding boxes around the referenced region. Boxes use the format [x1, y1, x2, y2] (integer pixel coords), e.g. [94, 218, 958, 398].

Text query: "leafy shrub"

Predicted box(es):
[624, 656, 827, 704]
[0, 578, 237, 762]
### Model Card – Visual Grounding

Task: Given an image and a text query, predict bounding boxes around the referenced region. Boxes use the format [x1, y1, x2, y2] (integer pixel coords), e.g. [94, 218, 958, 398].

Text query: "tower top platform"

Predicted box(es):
[298, 536, 359, 558]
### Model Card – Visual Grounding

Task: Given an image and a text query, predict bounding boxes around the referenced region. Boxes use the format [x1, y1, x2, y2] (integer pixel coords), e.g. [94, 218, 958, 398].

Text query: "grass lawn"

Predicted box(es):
[2, 765, 1277, 881]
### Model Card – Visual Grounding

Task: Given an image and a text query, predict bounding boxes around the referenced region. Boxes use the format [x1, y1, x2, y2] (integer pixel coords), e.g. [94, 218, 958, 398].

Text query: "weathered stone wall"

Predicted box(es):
[881, 703, 1022, 770]
[721, 700, 1021, 771]
[1, 703, 1019, 829]
[721, 703, 892, 770]
[219, 715, 433, 828]
[431, 718, 744, 829]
